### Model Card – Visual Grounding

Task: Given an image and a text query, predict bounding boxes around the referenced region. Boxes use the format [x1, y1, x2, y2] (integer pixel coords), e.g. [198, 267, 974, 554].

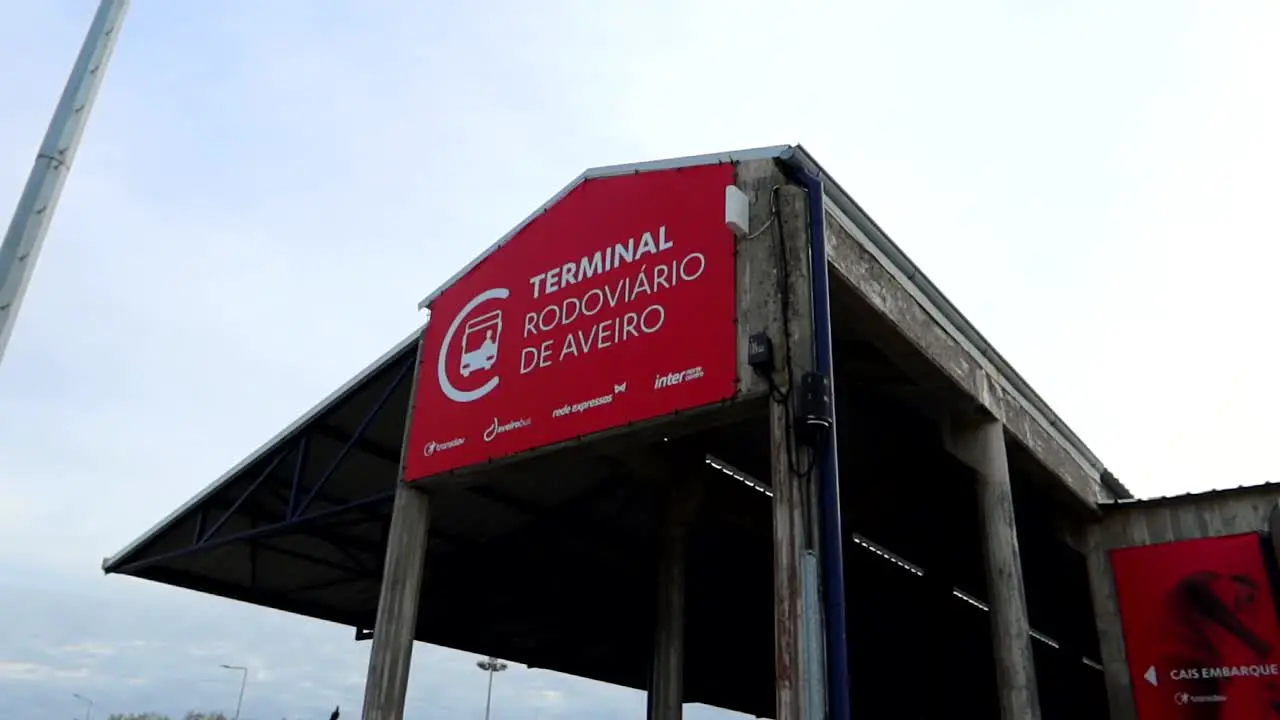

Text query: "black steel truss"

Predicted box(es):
[110, 354, 416, 581]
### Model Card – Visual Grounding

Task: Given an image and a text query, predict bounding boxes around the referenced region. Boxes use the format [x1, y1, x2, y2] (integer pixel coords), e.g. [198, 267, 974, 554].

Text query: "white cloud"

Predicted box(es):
[51, 642, 117, 657]
[0, 660, 91, 682]
[0, 662, 46, 681]
[538, 688, 565, 705]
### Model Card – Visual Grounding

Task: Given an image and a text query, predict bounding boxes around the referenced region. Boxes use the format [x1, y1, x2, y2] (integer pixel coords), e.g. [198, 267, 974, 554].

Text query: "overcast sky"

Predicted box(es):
[2, 1, 1278, 718]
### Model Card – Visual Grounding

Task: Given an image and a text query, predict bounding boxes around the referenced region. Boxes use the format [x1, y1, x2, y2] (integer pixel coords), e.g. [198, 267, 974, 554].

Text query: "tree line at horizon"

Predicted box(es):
[106, 713, 231, 720]
[107, 707, 339, 720]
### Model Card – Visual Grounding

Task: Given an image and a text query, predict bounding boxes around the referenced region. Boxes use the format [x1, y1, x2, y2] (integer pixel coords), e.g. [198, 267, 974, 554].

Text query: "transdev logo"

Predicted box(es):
[653, 366, 705, 390]
[436, 288, 510, 404]
[1174, 692, 1226, 706]
[423, 438, 465, 457]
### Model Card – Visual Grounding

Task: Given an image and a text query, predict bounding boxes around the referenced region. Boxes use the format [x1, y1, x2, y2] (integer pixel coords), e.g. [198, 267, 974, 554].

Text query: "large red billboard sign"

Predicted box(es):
[1111, 533, 1280, 719]
[403, 163, 738, 482]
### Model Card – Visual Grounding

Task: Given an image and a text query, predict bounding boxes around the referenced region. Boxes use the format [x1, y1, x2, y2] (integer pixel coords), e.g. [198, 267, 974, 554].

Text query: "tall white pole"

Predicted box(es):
[0, 0, 130, 366]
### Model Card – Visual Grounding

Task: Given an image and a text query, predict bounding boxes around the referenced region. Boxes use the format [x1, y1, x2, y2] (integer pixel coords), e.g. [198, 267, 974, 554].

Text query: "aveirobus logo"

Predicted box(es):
[423, 438, 465, 457]
[437, 287, 510, 404]
[484, 416, 531, 443]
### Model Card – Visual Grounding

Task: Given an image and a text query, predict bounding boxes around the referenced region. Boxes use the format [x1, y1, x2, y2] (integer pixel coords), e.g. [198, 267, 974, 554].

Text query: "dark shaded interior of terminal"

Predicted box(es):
[106, 279, 1108, 718]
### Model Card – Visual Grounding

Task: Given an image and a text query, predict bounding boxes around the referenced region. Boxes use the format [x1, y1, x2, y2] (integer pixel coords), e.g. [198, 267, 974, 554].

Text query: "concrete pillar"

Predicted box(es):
[361, 484, 431, 720]
[947, 415, 1042, 720]
[767, 185, 822, 720]
[1084, 522, 1135, 720]
[770, 395, 808, 720]
[648, 479, 700, 720]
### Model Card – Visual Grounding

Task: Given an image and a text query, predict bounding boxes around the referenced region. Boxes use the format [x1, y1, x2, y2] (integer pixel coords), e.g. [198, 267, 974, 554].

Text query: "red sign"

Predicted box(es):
[1111, 533, 1280, 719]
[403, 163, 738, 482]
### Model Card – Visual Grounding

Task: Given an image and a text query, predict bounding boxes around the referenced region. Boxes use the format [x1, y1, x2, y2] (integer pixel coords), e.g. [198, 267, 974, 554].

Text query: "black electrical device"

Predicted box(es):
[748, 332, 775, 374]
[795, 371, 833, 447]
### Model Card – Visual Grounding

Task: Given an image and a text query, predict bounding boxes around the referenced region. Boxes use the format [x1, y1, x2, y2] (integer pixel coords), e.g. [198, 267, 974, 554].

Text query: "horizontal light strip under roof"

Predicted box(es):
[701, 457, 1101, 671]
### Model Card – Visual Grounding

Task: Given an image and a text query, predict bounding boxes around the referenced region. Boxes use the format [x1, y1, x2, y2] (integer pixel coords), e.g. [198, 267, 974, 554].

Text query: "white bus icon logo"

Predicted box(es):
[459, 309, 502, 378]
[437, 287, 508, 404]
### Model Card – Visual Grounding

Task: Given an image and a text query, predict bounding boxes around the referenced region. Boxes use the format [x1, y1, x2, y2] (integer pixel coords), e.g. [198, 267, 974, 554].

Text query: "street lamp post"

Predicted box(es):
[476, 656, 508, 720]
[72, 692, 93, 720]
[219, 664, 248, 720]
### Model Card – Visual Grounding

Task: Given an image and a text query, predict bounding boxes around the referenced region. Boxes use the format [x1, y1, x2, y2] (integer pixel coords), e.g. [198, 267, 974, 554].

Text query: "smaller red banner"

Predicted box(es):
[1111, 533, 1280, 719]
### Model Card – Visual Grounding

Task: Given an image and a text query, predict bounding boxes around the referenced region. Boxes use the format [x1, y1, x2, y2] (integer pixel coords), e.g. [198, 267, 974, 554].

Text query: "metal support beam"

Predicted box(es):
[199, 452, 288, 544]
[140, 564, 366, 629]
[256, 486, 389, 570]
[287, 434, 310, 519]
[295, 358, 413, 519]
[112, 492, 394, 575]
[255, 539, 375, 578]
[249, 519, 260, 585]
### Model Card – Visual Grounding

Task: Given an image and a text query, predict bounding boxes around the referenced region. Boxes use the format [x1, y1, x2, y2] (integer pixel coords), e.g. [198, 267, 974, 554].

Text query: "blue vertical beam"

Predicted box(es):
[789, 162, 852, 720]
[0, 0, 130, 365]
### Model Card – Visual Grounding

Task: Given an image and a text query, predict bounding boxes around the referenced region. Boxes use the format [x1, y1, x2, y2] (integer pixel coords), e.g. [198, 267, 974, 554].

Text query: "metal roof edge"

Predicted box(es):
[101, 324, 426, 573]
[1101, 482, 1280, 509]
[415, 145, 793, 310]
[106, 141, 1128, 576]
[778, 145, 1131, 501]
[412, 142, 1127, 500]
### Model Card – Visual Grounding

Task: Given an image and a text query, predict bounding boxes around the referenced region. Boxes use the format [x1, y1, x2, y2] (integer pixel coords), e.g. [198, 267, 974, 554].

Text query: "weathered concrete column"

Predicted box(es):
[946, 414, 1041, 720]
[770, 395, 809, 720]
[648, 478, 702, 720]
[361, 484, 431, 720]
[767, 184, 821, 720]
[1083, 522, 1135, 720]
